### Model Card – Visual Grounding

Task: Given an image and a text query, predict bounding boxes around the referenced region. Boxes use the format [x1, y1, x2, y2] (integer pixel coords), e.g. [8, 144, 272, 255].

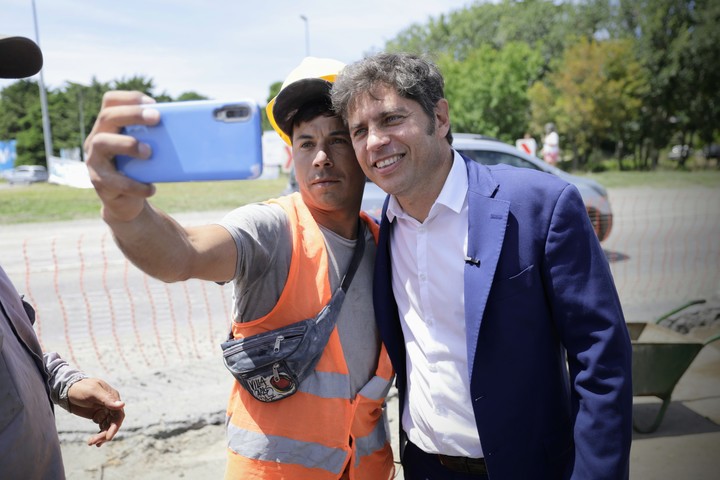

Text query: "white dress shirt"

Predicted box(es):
[385, 150, 483, 457]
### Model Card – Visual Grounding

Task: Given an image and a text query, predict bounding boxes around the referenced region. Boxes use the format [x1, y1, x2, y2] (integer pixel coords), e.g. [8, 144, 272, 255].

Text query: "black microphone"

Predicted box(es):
[464, 255, 481, 266]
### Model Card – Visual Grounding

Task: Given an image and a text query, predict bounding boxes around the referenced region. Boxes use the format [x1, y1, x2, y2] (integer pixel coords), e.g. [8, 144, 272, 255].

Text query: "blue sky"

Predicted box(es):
[1, 0, 473, 105]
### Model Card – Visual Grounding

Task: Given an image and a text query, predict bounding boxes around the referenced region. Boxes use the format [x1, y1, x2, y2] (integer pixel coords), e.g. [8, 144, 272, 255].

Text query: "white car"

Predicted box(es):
[361, 133, 613, 242]
[4, 165, 49, 185]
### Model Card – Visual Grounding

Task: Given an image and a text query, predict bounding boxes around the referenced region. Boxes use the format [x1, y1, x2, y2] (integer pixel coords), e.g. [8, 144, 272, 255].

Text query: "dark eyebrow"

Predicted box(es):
[349, 107, 409, 131]
[295, 129, 349, 142]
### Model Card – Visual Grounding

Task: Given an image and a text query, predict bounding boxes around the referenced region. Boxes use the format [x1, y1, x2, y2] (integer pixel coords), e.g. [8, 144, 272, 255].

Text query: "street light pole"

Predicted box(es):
[300, 15, 310, 57]
[71, 84, 87, 161]
[31, 0, 53, 163]
[79, 90, 86, 161]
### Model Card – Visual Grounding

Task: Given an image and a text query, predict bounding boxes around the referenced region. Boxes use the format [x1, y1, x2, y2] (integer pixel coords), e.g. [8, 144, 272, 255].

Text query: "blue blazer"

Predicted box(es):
[374, 155, 632, 479]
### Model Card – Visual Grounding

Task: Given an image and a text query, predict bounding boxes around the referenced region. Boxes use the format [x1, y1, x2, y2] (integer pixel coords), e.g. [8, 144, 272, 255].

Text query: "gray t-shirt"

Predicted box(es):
[218, 202, 380, 396]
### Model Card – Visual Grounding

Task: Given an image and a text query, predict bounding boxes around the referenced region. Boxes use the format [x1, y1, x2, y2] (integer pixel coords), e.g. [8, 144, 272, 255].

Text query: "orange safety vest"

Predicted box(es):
[224, 193, 395, 480]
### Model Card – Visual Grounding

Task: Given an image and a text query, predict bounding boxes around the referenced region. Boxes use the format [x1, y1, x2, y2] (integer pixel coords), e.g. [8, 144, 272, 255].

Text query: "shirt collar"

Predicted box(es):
[386, 149, 467, 223]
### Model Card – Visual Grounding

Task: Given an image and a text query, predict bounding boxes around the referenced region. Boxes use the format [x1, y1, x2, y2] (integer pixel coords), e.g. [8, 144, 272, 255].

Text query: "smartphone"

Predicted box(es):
[115, 99, 263, 183]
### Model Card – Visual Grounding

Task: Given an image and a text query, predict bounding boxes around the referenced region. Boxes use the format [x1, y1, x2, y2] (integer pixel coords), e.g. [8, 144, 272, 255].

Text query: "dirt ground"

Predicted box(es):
[61, 420, 230, 479]
[56, 299, 720, 479]
[59, 387, 403, 479]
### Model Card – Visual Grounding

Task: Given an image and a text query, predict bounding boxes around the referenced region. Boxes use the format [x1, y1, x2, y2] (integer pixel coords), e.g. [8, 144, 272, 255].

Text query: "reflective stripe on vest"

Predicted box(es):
[297, 370, 392, 400]
[227, 424, 348, 474]
[224, 194, 394, 480]
[358, 373, 394, 401]
[298, 371, 352, 398]
[355, 417, 391, 463]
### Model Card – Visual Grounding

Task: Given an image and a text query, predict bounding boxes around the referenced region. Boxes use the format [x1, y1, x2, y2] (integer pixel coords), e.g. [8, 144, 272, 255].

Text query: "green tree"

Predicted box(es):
[262, 80, 282, 131]
[530, 38, 647, 168]
[617, 0, 720, 168]
[176, 91, 208, 102]
[49, 80, 109, 159]
[388, 0, 600, 74]
[669, 0, 720, 166]
[49, 87, 79, 155]
[112, 75, 172, 102]
[440, 41, 544, 142]
[0, 80, 45, 166]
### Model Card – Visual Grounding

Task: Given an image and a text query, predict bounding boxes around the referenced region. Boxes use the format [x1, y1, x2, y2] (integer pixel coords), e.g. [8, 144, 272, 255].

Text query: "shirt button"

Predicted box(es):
[436, 406, 447, 416]
[427, 363, 437, 372]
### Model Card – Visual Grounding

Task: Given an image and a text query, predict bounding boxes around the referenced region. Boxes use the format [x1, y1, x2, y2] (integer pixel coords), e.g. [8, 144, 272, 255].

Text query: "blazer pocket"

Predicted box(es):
[492, 264, 535, 301]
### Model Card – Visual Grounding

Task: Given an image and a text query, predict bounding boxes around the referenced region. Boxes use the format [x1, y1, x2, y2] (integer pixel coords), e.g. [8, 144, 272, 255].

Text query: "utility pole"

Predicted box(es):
[32, 0, 53, 163]
[69, 82, 87, 161]
[300, 15, 310, 57]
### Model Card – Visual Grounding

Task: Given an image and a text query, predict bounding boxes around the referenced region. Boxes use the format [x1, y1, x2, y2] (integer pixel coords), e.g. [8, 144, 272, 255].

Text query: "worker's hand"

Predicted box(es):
[67, 377, 126, 447]
[84, 90, 160, 224]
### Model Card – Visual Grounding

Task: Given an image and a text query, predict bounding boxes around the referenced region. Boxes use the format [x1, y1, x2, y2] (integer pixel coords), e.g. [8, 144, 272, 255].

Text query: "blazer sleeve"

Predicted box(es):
[542, 184, 633, 479]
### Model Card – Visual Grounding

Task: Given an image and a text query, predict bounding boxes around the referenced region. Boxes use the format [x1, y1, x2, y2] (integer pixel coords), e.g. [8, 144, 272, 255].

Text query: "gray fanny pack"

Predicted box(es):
[221, 221, 365, 403]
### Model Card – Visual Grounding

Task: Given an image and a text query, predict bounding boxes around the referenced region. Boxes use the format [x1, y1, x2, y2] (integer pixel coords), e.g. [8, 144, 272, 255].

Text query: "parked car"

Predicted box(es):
[360, 133, 613, 242]
[3, 165, 49, 184]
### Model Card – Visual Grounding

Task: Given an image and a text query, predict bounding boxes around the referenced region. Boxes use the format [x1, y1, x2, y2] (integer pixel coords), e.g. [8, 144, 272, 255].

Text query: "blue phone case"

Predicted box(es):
[116, 99, 263, 183]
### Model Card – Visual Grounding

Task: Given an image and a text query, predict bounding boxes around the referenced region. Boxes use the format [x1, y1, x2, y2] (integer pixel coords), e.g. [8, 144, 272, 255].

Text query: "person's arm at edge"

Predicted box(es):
[44, 352, 125, 447]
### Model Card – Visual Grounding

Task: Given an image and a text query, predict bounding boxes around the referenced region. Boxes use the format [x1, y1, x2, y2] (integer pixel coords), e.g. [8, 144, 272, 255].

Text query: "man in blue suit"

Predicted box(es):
[332, 53, 632, 479]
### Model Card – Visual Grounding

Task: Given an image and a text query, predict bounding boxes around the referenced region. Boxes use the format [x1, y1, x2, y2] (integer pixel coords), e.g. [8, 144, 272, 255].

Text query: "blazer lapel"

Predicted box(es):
[462, 156, 509, 379]
[373, 197, 406, 375]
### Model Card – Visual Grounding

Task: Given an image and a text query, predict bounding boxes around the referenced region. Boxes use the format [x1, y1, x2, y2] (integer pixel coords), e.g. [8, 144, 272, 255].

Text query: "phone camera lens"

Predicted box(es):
[225, 107, 249, 120]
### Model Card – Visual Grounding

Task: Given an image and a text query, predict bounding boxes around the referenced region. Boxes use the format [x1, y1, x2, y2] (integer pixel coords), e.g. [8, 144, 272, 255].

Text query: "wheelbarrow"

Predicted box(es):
[628, 299, 720, 433]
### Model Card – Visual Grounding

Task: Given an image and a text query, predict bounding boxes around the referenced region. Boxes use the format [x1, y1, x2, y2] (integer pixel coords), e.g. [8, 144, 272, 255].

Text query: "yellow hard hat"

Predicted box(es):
[266, 57, 345, 146]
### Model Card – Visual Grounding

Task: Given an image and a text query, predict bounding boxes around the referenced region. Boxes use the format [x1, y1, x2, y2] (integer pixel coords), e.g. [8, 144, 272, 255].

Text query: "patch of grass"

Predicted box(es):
[573, 169, 720, 189]
[2, 169, 718, 224]
[152, 177, 288, 214]
[0, 176, 288, 224]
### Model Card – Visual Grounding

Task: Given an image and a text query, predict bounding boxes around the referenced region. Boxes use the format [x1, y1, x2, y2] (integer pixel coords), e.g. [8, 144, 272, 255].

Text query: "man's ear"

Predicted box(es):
[434, 98, 450, 139]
